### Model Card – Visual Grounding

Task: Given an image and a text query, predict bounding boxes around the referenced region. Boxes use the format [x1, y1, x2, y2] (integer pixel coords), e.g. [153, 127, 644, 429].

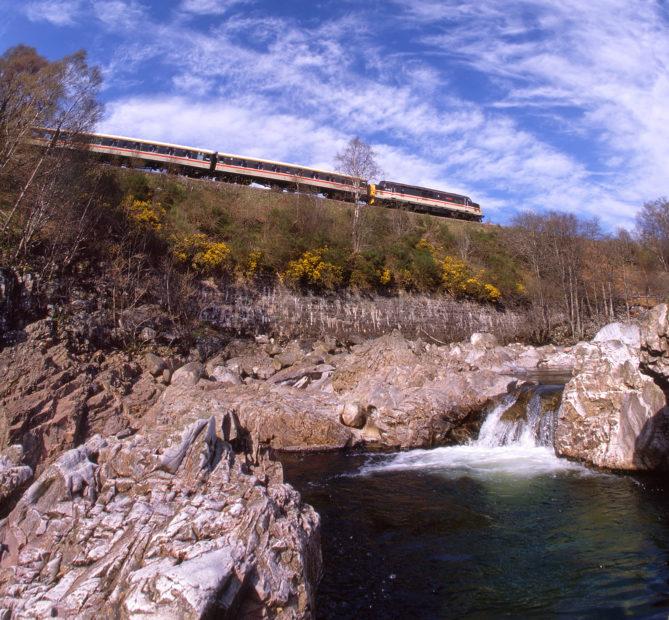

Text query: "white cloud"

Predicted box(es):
[91, 1, 668, 228]
[179, 0, 250, 16]
[24, 0, 82, 26]
[401, 0, 669, 221]
[93, 0, 147, 31]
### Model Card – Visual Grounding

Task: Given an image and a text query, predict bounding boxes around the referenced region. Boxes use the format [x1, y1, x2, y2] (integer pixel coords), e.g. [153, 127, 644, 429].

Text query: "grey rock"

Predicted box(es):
[593, 321, 641, 347]
[139, 326, 157, 342]
[144, 352, 167, 377]
[470, 332, 498, 349]
[0, 418, 321, 618]
[557, 334, 669, 471]
[339, 402, 367, 428]
[210, 365, 242, 386]
[0, 445, 33, 505]
[171, 362, 205, 387]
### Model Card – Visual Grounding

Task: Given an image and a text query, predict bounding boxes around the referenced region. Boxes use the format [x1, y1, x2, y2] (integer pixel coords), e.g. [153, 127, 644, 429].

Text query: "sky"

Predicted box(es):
[2, 0, 669, 228]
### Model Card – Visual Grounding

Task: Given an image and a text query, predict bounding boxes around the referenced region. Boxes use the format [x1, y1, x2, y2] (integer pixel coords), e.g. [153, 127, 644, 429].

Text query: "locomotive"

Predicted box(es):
[31, 128, 483, 221]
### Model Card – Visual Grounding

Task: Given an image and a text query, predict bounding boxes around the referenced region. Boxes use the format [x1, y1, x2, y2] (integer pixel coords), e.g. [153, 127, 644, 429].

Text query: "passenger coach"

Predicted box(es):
[30, 128, 483, 221]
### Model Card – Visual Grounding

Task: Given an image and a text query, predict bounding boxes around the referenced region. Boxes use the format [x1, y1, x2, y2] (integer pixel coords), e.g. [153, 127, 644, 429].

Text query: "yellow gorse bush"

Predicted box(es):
[282, 248, 343, 290]
[173, 233, 231, 274]
[244, 250, 264, 279]
[441, 255, 501, 303]
[379, 267, 392, 286]
[125, 197, 165, 231]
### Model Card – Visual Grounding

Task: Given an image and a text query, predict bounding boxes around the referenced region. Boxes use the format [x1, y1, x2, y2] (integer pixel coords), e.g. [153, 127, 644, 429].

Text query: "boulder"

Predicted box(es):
[171, 362, 204, 387]
[226, 353, 276, 380]
[144, 352, 167, 377]
[0, 418, 321, 618]
[339, 402, 367, 428]
[153, 382, 353, 452]
[641, 303, 669, 382]
[556, 337, 669, 470]
[209, 365, 242, 386]
[593, 321, 641, 347]
[470, 332, 498, 349]
[0, 444, 33, 507]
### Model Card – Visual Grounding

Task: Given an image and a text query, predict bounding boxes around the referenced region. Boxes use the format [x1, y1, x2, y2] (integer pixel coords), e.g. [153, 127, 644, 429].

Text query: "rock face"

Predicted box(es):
[0, 416, 321, 618]
[0, 320, 163, 471]
[153, 382, 354, 453]
[556, 317, 669, 471]
[640, 304, 669, 383]
[0, 444, 32, 508]
[593, 321, 641, 348]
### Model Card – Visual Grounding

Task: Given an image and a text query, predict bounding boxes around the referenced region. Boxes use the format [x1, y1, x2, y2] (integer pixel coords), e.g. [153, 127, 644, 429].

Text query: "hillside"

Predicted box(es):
[115, 168, 515, 304]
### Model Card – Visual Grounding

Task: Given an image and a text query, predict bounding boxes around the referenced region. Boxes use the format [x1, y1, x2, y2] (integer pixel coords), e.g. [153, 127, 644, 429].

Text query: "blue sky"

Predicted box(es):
[2, 0, 669, 228]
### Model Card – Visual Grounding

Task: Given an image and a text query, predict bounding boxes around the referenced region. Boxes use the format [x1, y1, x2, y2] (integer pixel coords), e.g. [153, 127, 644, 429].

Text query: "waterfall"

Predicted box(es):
[359, 383, 586, 479]
[476, 386, 560, 449]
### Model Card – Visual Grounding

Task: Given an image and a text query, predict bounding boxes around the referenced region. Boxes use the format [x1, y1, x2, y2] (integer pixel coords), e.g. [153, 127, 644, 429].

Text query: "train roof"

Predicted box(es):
[84, 131, 217, 155]
[379, 179, 471, 200]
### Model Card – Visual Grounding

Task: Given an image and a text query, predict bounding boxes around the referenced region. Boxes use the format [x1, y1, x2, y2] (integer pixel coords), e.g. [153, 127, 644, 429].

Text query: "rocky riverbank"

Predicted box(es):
[2, 303, 669, 617]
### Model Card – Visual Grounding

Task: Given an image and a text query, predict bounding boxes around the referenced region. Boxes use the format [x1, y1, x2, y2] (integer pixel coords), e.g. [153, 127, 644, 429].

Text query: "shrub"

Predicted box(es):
[124, 197, 166, 232]
[282, 248, 343, 290]
[173, 233, 231, 274]
[442, 255, 501, 303]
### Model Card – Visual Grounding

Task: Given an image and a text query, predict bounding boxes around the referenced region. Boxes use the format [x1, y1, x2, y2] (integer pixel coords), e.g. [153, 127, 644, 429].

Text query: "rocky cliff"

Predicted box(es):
[556, 319, 669, 470]
[0, 414, 321, 618]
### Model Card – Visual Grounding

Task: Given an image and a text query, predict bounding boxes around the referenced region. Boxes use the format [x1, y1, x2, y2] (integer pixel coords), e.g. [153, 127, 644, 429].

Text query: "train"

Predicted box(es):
[30, 128, 483, 221]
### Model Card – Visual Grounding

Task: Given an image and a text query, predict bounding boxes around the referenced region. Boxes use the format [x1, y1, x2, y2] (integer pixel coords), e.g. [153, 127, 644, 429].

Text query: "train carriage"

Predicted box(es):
[369, 180, 482, 221]
[29, 128, 483, 221]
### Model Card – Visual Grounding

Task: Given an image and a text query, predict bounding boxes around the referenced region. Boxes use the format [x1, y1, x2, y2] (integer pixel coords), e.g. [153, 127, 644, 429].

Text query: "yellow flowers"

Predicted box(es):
[441, 255, 501, 303]
[282, 248, 343, 290]
[173, 233, 230, 274]
[124, 198, 165, 231]
[379, 267, 392, 286]
[243, 249, 264, 279]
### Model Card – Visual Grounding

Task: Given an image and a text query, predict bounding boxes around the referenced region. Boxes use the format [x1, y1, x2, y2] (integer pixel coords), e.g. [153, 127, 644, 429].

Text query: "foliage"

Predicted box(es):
[173, 233, 231, 274]
[124, 197, 166, 231]
[441, 256, 501, 304]
[281, 248, 343, 290]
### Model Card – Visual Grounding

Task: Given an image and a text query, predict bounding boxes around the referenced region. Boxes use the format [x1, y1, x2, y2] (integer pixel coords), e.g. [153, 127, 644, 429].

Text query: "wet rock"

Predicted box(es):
[0, 417, 321, 618]
[171, 362, 204, 387]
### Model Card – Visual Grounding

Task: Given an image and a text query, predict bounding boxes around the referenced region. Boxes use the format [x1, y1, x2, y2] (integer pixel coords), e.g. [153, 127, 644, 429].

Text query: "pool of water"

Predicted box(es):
[281, 445, 669, 619]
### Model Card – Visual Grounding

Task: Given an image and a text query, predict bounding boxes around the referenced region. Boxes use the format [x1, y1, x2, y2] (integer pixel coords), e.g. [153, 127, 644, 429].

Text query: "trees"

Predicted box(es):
[0, 45, 102, 269]
[636, 198, 669, 271]
[334, 137, 381, 253]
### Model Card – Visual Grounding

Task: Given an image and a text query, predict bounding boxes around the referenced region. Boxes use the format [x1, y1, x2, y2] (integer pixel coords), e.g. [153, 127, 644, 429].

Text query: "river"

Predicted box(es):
[281, 387, 669, 619]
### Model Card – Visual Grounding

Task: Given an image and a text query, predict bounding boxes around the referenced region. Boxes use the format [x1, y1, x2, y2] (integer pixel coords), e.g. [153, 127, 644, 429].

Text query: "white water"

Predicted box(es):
[361, 389, 592, 480]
